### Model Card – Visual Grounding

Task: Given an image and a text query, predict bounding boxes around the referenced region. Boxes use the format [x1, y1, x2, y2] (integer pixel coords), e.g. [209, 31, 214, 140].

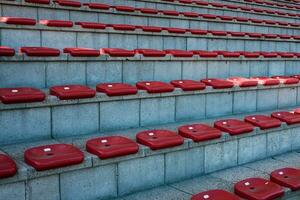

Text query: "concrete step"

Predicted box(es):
[1, 56, 299, 88]
[1, 23, 299, 52]
[1, 108, 300, 200]
[0, 84, 299, 145]
[1, 1, 300, 35]
[113, 151, 300, 200]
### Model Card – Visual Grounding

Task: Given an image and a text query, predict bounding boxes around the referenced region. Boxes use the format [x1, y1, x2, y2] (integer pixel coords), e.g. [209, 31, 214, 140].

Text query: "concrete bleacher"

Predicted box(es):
[1, 0, 300, 199]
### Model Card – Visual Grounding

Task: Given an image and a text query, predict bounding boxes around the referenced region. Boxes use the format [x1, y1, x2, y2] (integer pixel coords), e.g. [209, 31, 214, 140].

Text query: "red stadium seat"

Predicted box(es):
[258, 52, 278, 58]
[83, 3, 110, 10]
[170, 80, 206, 91]
[53, 0, 81, 7]
[271, 111, 300, 125]
[251, 77, 280, 86]
[214, 51, 240, 58]
[218, 16, 234, 21]
[237, 51, 260, 58]
[0, 154, 17, 179]
[240, 6, 252, 11]
[63, 48, 100, 57]
[200, 14, 218, 19]
[50, 85, 96, 100]
[39, 20, 73, 27]
[214, 119, 254, 135]
[271, 76, 299, 84]
[263, 20, 277, 25]
[226, 5, 240, 10]
[96, 83, 138, 96]
[181, 12, 199, 18]
[24, 144, 84, 171]
[278, 34, 292, 39]
[244, 115, 282, 129]
[25, 0, 50, 4]
[210, 2, 225, 8]
[137, 25, 162, 32]
[75, 22, 106, 29]
[138, 8, 159, 14]
[100, 48, 135, 57]
[165, 49, 193, 57]
[252, 7, 264, 13]
[234, 178, 284, 200]
[234, 17, 249, 22]
[194, 1, 209, 6]
[163, 27, 187, 34]
[0, 87, 45, 104]
[86, 136, 139, 159]
[178, 0, 193, 4]
[178, 124, 222, 142]
[276, 52, 295, 58]
[189, 29, 208, 35]
[192, 189, 241, 200]
[227, 77, 258, 87]
[107, 24, 136, 31]
[136, 81, 174, 93]
[192, 50, 218, 57]
[209, 31, 227, 36]
[136, 130, 184, 150]
[161, 10, 180, 16]
[0, 46, 15, 56]
[229, 32, 246, 37]
[0, 17, 36, 25]
[247, 33, 263, 38]
[19, 47, 60, 57]
[201, 78, 234, 89]
[113, 5, 135, 12]
[134, 49, 166, 57]
[270, 168, 300, 191]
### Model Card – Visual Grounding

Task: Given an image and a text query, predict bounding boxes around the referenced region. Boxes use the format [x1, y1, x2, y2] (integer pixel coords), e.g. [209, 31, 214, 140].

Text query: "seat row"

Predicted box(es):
[0, 75, 299, 104]
[24, 0, 300, 16]
[1, 46, 300, 58]
[7, 1, 300, 28]
[243, 0, 300, 9]
[192, 167, 300, 200]
[1, 108, 300, 176]
[2, 17, 300, 41]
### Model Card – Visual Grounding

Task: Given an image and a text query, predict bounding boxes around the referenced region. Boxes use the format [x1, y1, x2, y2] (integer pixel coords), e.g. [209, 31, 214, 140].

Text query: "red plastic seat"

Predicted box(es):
[209, 31, 227, 36]
[107, 24, 136, 31]
[278, 34, 292, 39]
[237, 51, 260, 58]
[234, 17, 249, 22]
[0, 154, 17, 179]
[86, 136, 139, 159]
[0, 87, 45, 104]
[271, 76, 299, 84]
[100, 48, 135, 57]
[83, 3, 110, 10]
[215, 51, 240, 58]
[134, 49, 166, 57]
[25, 0, 50, 4]
[277, 52, 295, 58]
[63, 48, 100, 57]
[189, 29, 208, 35]
[200, 14, 217, 19]
[192, 189, 241, 200]
[136, 130, 184, 150]
[24, 144, 84, 171]
[137, 25, 162, 32]
[227, 77, 258, 87]
[138, 8, 159, 14]
[161, 10, 180, 16]
[251, 77, 280, 86]
[39, 20, 73, 27]
[181, 12, 199, 18]
[0, 17, 36, 25]
[75, 22, 106, 29]
[271, 168, 300, 191]
[178, 0, 193, 4]
[244, 115, 282, 129]
[252, 7, 264, 13]
[229, 32, 246, 37]
[178, 124, 222, 142]
[277, 21, 289, 26]
[201, 78, 234, 89]
[53, 0, 81, 7]
[170, 80, 206, 91]
[113, 5, 135, 12]
[96, 83, 137, 96]
[136, 81, 174, 93]
[292, 74, 300, 80]
[271, 111, 300, 125]
[50, 85, 96, 100]
[163, 27, 186, 34]
[0, 46, 15, 56]
[214, 119, 254, 136]
[218, 16, 234, 21]
[165, 49, 193, 57]
[210, 2, 225, 7]
[234, 178, 284, 200]
[263, 20, 277, 25]
[259, 52, 278, 58]
[192, 50, 218, 57]
[194, 1, 209, 6]
[19, 47, 60, 57]
[240, 6, 252, 11]
[264, 10, 276, 15]
[247, 33, 263, 38]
